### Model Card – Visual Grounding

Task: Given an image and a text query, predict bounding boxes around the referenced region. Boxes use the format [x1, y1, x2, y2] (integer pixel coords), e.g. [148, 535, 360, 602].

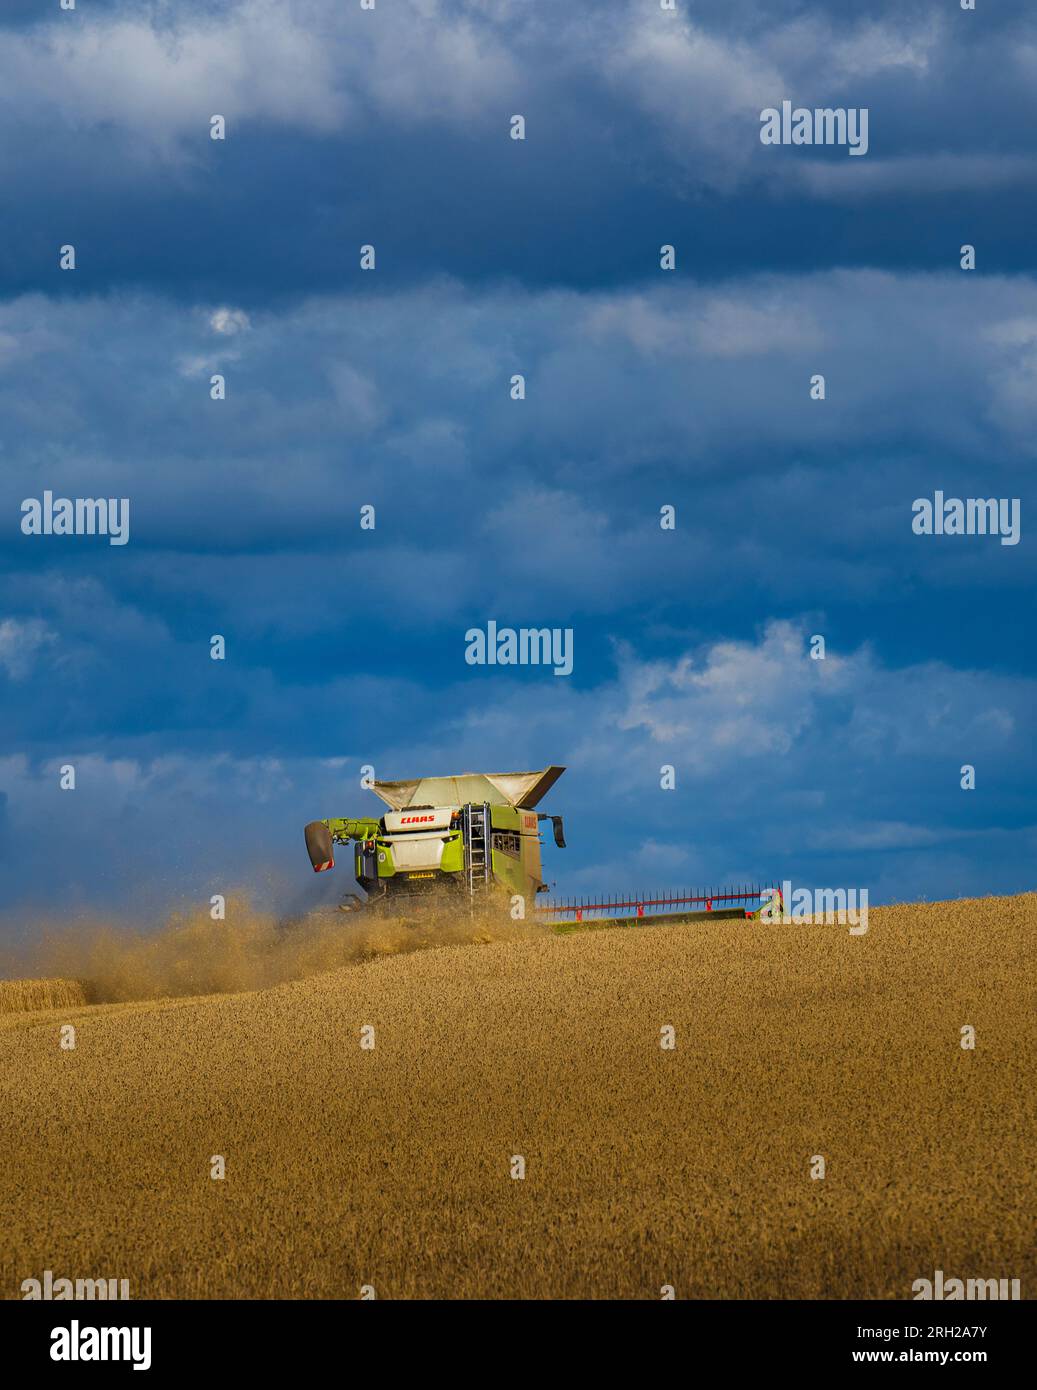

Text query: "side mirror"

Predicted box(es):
[305, 821, 335, 872]
[538, 814, 566, 849]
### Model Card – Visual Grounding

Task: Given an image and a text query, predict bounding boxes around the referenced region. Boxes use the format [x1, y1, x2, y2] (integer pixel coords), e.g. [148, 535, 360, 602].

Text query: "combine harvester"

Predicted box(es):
[305, 766, 781, 928]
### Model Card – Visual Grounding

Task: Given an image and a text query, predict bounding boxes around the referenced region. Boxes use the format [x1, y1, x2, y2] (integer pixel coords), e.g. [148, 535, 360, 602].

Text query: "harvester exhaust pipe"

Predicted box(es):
[304, 821, 335, 873]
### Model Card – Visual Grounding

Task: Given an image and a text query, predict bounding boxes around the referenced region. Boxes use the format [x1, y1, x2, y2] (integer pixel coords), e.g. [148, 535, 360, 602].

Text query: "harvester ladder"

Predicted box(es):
[463, 802, 491, 896]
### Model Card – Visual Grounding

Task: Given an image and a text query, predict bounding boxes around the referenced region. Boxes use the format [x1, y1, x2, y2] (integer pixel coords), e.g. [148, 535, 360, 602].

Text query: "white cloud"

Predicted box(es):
[210, 308, 251, 336]
[584, 291, 821, 358]
[0, 618, 56, 680]
[597, 6, 1031, 199]
[608, 622, 1028, 785]
[0, 0, 1027, 200]
[614, 621, 850, 760]
[814, 17, 941, 78]
[0, 0, 518, 159]
[11, 7, 346, 150]
[604, 14, 783, 188]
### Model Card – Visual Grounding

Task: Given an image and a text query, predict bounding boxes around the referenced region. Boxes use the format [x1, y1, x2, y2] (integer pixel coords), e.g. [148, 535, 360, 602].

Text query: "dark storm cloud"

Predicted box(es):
[2, 0, 1037, 297]
[1, 2, 1034, 914]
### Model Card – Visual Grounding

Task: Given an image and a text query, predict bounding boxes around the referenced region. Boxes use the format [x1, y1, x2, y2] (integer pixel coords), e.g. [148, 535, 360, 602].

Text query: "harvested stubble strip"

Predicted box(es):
[0, 978, 87, 1015]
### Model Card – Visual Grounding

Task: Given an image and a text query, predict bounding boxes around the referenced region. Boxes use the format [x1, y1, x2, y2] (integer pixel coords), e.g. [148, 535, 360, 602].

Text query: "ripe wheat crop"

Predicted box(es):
[1, 895, 1034, 1299]
[0, 978, 86, 1015]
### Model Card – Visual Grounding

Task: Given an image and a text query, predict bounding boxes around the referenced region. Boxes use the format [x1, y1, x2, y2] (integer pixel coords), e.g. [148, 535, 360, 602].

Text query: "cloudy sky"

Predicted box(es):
[1, 0, 1034, 924]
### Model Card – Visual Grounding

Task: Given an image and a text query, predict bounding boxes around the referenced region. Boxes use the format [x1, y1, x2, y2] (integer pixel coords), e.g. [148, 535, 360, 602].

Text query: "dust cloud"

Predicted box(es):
[2, 893, 549, 1004]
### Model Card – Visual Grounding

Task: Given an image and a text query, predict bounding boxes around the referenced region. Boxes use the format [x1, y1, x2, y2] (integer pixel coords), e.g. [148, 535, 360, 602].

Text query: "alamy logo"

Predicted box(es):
[912, 492, 1020, 546]
[913, 1270, 1020, 1301]
[762, 882, 869, 935]
[50, 1320, 151, 1371]
[760, 101, 869, 156]
[465, 620, 573, 677]
[22, 1269, 130, 1300]
[20, 490, 130, 546]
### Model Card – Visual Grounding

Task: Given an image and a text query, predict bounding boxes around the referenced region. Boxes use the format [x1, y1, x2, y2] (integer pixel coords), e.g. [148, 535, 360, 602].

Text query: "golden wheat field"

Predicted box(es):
[1, 894, 1034, 1300]
[0, 978, 86, 1015]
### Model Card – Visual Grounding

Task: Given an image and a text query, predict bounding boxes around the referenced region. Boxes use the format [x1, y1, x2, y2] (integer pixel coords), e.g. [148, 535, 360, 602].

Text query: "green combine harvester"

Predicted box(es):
[305, 767, 567, 912]
[305, 765, 781, 926]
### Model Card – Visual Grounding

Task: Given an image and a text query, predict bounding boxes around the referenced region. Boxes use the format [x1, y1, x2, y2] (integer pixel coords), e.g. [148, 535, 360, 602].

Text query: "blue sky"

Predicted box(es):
[1, 0, 1035, 924]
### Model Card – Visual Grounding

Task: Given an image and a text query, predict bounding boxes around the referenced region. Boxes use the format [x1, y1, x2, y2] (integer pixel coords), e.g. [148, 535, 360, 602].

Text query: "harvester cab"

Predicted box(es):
[305, 767, 566, 912]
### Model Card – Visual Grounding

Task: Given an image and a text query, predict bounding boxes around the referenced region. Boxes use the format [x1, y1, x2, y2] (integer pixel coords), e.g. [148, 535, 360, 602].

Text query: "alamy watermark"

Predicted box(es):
[912, 1269, 1021, 1301]
[22, 1269, 130, 1300]
[762, 882, 869, 935]
[20, 491, 130, 546]
[912, 492, 1020, 546]
[760, 101, 869, 156]
[50, 1321, 151, 1371]
[465, 620, 573, 676]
